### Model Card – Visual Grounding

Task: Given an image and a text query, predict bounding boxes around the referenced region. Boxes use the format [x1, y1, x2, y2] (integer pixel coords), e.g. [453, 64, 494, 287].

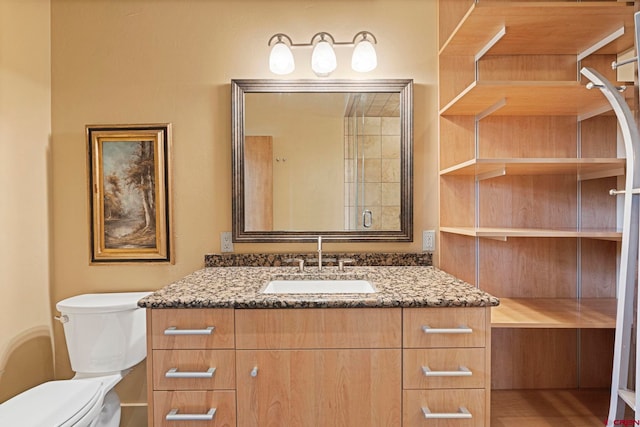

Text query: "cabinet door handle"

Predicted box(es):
[164, 326, 215, 335]
[166, 408, 216, 421]
[422, 365, 472, 377]
[422, 406, 472, 419]
[250, 366, 259, 377]
[165, 367, 216, 378]
[422, 325, 472, 334]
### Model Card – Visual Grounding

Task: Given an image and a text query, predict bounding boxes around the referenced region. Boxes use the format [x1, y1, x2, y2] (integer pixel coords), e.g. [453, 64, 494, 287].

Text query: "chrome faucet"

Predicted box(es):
[308, 236, 334, 271]
[317, 236, 323, 271]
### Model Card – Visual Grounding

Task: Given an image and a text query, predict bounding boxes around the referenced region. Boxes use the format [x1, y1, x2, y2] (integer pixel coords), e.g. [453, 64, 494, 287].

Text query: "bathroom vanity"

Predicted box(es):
[140, 266, 498, 427]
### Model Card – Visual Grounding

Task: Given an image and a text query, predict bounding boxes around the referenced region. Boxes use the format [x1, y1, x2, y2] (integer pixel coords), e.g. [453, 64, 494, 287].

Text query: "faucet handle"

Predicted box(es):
[285, 258, 305, 272]
[338, 258, 355, 272]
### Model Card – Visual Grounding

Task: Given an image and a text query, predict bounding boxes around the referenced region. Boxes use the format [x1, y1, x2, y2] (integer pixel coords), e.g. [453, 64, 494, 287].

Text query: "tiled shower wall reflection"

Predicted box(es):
[345, 116, 401, 230]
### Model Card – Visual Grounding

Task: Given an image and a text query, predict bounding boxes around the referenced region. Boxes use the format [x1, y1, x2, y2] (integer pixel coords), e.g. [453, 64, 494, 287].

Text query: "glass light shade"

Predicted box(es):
[269, 42, 295, 75]
[311, 40, 337, 77]
[351, 39, 377, 72]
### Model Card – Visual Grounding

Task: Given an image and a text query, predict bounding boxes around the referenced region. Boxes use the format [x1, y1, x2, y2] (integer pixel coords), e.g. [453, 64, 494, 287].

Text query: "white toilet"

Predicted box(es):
[0, 292, 151, 427]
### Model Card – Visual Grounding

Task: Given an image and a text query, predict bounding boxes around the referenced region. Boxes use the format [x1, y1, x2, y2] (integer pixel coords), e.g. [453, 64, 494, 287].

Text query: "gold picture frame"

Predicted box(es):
[87, 123, 173, 263]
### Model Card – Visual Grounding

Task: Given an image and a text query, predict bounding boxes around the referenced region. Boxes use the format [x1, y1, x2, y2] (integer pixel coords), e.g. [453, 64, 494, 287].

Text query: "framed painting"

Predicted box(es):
[87, 123, 173, 263]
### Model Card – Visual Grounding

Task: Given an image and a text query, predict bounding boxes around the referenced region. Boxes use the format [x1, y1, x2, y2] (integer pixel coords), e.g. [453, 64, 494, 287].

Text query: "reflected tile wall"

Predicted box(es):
[344, 114, 401, 230]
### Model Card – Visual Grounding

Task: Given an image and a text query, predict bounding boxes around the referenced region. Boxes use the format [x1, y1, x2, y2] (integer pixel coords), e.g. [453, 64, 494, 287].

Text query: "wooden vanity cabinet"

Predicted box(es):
[146, 306, 491, 427]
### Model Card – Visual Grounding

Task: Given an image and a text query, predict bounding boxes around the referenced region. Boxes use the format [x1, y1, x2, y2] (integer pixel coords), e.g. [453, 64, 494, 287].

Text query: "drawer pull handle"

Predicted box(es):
[422, 365, 472, 377]
[164, 326, 215, 335]
[166, 408, 216, 421]
[422, 406, 472, 419]
[250, 366, 259, 377]
[165, 367, 216, 378]
[422, 325, 472, 334]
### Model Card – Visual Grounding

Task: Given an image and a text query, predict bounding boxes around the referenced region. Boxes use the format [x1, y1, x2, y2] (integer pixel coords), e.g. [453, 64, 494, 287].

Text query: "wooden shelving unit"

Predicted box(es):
[437, 0, 635, 424]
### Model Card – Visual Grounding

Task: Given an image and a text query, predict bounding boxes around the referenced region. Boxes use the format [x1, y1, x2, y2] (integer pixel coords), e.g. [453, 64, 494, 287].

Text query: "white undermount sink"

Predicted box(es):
[262, 279, 376, 294]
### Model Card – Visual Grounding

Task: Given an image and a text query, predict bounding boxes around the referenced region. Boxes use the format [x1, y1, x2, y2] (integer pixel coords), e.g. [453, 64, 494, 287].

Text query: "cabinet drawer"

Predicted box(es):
[153, 391, 235, 427]
[152, 350, 235, 390]
[403, 307, 486, 348]
[403, 389, 485, 427]
[236, 308, 401, 349]
[403, 348, 485, 389]
[151, 309, 234, 349]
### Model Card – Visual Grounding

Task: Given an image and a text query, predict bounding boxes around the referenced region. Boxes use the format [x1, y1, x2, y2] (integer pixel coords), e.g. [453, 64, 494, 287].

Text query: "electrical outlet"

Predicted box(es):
[422, 230, 435, 252]
[220, 231, 234, 253]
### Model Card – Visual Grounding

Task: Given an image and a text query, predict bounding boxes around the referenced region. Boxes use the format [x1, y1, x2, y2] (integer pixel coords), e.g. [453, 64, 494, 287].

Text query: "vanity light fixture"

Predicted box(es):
[351, 32, 378, 72]
[268, 34, 295, 75]
[268, 31, 378, 77]
[310, 33, 337, 77]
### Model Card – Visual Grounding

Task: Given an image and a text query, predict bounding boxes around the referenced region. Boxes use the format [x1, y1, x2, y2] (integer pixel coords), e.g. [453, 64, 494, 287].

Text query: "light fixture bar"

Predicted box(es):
[268, 31, 377, 48]
[267, 31, 378, 76]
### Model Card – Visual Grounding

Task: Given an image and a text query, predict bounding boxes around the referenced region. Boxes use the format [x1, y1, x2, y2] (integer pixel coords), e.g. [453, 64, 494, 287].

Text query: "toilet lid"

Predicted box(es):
[0, 379, 103, 427]
[56, 291, 152, 314]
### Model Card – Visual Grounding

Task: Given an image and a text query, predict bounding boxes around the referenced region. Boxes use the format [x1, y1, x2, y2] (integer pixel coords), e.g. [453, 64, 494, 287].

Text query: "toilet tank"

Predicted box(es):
[56, 292, 151, 374]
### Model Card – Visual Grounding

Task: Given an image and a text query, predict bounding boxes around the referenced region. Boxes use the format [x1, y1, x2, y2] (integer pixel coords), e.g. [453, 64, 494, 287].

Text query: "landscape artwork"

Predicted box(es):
[87, 124, 173, 263]
[102, 140, 156, 248]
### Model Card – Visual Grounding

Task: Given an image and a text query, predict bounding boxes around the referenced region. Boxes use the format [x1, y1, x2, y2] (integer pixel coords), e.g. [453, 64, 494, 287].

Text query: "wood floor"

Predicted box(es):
[491, 389, 612, 426]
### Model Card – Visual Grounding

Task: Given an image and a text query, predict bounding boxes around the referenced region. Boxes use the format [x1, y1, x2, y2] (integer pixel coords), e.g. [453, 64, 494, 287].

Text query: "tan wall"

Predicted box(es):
[49, 0, 437, 422]
[0, 0, 54, 402]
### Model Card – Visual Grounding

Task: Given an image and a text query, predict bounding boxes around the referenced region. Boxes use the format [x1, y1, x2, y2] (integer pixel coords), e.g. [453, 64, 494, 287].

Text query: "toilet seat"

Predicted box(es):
[0, 378, 105, 427]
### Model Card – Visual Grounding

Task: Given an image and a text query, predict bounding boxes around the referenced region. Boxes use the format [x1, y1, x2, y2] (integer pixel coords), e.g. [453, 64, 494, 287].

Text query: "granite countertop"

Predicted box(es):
[138, 266, 499, 309]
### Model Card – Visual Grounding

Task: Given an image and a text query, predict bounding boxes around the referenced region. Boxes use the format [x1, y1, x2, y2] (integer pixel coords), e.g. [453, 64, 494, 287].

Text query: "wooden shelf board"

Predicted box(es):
[440, 81, 609, 116]
[440, 2, 635, 57]
[491, 298, 617, 329]
[440, 226, 622, 240]
[440, 158, 626, 177]
[491, 389, 610, 426]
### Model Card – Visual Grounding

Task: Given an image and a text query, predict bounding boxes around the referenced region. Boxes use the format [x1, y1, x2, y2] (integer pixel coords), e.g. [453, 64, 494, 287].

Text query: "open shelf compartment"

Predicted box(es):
[440, 1, 635, 58]
[440, 157, 625, 179]
[491, 298, 617, 329]
[440, 226, 622, 240]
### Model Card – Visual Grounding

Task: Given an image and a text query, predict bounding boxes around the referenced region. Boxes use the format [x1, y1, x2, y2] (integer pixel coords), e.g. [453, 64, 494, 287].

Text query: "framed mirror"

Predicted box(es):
[231, 79, 413, 242]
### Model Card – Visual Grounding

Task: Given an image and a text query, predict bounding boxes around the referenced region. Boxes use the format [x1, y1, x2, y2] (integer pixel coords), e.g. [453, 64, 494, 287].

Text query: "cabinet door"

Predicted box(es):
[236, 349, 401, 427]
